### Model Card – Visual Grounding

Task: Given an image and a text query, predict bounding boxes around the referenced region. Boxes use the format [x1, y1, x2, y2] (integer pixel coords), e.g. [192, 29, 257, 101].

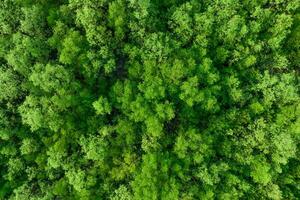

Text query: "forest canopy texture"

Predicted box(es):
[0, 0, 300, 199]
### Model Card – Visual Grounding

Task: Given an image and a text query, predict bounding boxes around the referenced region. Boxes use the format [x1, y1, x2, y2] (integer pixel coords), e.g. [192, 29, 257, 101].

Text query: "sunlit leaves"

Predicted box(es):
[179, 76, 202, 106]
[59, 30, 86, 65]
[79, 135, 108, 162]
[0, 68, 20, 101]
[0, 0, 299, 199]
[250, 157, 272, 185]
[30, 63, 71, 94]
[93, 96, 112, 115]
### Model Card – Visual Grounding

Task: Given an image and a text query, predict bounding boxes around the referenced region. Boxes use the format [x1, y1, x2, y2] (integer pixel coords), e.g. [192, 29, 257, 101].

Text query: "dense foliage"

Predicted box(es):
[0, 0, 299, 199]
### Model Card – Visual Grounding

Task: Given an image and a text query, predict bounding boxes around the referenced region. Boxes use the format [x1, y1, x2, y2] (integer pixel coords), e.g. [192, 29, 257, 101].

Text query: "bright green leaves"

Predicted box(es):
[20, 61, 81, 132]
[127, 0, 150, 38]
[6, 34, 35, 75]
[138, 77, 166, 100]
[52, 178, 69, 197]
[286, 13, 300, 68]
[265, 184, 282, 200]
[249, 101, 264, 115]
[253, 71, 299, 108]
[6, 158, 24, 182]
[93, 96, 112, 115]
[197, 58, 219, 85]
[174, 129, 202, 160]
[0, 68, 20, 102]
[160, 178, 180, 200]
[174, 128, 212, 163]
[1, 0, 300, 199]
[79, 135, 108, 162]
[131, 153, 180, 200]
[220, 15, 248, 44]
[110, 152, 138, 181]
[129, 95, 151, 122]
[111, 185, 132, 200]
[180, 76, 203, 107]
[250, 157, 272, 185]
[47, 136, 67, 169]
[20, 5, 47, 36]
[169, 2, 193, 45]
[194, 13, 213, 48]
[30, 63, 71, 94]
[66, 168, 90, 197]
[18, 96, 44, 131]
[74, 3, 102, 30]
[20, 138, 38, 155]
[167, 59, 189, 83]
[179, 75, 219, 112]
[160, 58, 194, 87]
[224, 74, 243, 103]
[275, 73, 299, 104]
[108, 0, 126, 41]
[268, 14, 293, 51]
[19, 95, 64, 131]
[142, 33, 170, 61]
[131, 153, 158, 200]
[104, 58, 116, 74]
[59, 30, 86, 65]
[112, 80, 135, 110]
[155, 102, 175, 121]
[243, 55, 257, 68]
[145, 116, 163, 137]
[48, 21, 68, 49]
[272, 132, 296, 165]
[0, 0, 21, 34]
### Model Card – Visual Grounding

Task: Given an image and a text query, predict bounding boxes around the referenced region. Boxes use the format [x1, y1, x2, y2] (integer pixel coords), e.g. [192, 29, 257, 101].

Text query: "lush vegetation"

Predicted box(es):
[0, 0, 299, 199]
